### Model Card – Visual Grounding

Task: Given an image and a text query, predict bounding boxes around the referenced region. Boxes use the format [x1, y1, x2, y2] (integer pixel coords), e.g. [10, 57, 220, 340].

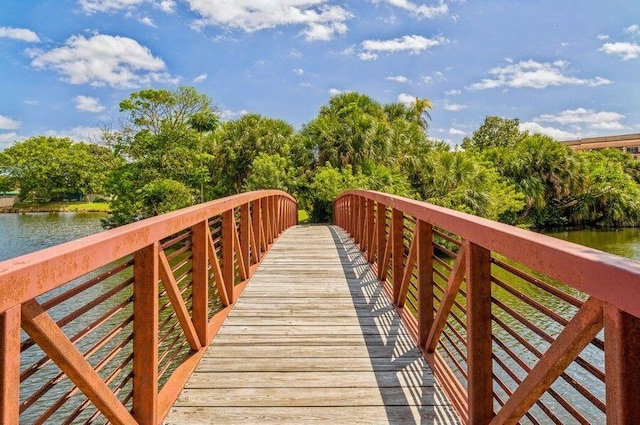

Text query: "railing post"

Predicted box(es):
[191, 221, 209, 345]
[222, 209, 236, 304]
[376, 203, 386, 277]
[252, 199, 262, 263]
[417, 220, 434, 347]
[392, 208, 404, 303]
[466, 241, 494, 424]
[350, 195, 357, 237]
[1, 305, 20, 425]
[240, 203, 251, 277]
[604, 304, 640, 424]
[366, 199, 375, 261]
[133, 243, 159, 424]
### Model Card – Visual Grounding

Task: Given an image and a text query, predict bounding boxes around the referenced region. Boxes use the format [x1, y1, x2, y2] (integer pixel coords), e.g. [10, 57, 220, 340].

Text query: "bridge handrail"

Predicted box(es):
[334, 189, 640, 424]
[0, 190, 297, 424]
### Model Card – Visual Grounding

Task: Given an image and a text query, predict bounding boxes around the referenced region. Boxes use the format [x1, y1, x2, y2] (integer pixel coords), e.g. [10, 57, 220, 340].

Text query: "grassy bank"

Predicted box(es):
[3, 201, 110, 213]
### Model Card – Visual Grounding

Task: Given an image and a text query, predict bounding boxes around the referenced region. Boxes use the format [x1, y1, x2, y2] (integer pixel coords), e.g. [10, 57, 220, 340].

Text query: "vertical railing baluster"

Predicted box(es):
[350, 195, 357, 237]
[222, 209, 236, 304]
[466, 241, 494, 424]
[604, 304, 640, 424]
[1, 305, 21, 425]
[252, 199, 262, 263]
[417, 220, 434, 348]
[133, 243, 159, 424]
[240, 203, 251, 278]
[191, 221, 209, 345]
[392, 208, 404, 303]
[366, 199, 375, 261]
[376, 203, 386, 277]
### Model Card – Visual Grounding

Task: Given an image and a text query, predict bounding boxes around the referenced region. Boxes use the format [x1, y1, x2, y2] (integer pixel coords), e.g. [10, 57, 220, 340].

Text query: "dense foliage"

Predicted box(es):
[3, 87, 640, 229]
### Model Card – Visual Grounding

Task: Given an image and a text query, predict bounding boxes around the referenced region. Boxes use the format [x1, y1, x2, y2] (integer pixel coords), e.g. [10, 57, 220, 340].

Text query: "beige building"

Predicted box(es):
[560, 133, 640, 159]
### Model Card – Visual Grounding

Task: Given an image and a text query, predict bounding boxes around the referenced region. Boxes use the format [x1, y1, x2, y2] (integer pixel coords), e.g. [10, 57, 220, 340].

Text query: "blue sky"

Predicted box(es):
[0, 0, 639, 150]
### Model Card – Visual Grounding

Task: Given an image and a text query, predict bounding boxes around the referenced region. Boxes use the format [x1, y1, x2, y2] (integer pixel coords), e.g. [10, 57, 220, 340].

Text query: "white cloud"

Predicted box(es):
[372, 0, 448, 19]
[74, 95, 105, 113]
[138, 16, 156, 27]
[387, 75, 409, 83]
[78, 0, 145, 14]
[445, 89, 461, 96]
[421, 75, 432, 84]
[600, 42, 640, 61]
[220, 109, 249, 120]
[28, 34, 177, 88]
[469, 60, 611, 90]
[444, 103, 467, 111]
[0, 115, 21, 130]
[187, 0, 352, 42]
[519, 122, 579, 140]
[0, 26, 40, 43]
[397, 93, 416, 105]
[290, 49, 303, 58]
[23, 100, 39, 105]
[45, 126, 103, 142]
[624, 24, 640, 36]
[597, 34, 610, 40]
[0, 132, 20, 149]
[535, 108, 626, 130]
[158, 0, 176, 13]
[448, 128, 466, 135]
[358, 52, 378, 61]
[361, 35, 448, 57]
[193, 73, 208, 83]
[328, 88, 343, 96]
[293, 68, 304, 75]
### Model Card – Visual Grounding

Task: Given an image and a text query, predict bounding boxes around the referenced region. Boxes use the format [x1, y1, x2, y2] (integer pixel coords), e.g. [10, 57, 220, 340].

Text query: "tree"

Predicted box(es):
[213, 114, 298, 195]
[0, 136, 114, 202]
[102, 86, 219, 227]
[241, 153, 294, 193]
[482, 134, 579, 227]
[302, 92, 391, 169]
[462, 116, 528, 151]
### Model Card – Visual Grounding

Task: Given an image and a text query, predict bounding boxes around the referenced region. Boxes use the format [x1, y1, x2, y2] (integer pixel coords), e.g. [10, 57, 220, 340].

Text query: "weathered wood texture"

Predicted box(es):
[165, 225, 458, 424]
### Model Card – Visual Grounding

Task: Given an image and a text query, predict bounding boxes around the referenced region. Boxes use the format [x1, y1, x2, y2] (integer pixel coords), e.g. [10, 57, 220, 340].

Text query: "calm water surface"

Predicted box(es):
[0, 212, 107, 261]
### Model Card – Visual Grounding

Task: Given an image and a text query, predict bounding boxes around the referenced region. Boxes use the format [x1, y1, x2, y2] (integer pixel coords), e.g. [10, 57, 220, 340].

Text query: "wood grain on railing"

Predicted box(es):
[0, 191, 297, 424]
[334, 189, 640, 425]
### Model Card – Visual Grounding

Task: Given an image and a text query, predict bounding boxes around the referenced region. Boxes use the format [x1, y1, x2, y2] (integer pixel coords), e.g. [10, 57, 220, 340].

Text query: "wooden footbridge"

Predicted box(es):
[2, 190, 640, 424]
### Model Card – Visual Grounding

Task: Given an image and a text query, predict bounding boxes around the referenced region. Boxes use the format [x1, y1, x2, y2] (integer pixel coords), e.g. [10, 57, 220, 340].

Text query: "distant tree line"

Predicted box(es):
[2, 86, 640, 229]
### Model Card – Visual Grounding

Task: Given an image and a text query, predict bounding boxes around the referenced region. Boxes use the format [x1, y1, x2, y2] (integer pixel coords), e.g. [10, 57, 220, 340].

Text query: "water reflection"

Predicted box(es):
[0, 212, 107, 261]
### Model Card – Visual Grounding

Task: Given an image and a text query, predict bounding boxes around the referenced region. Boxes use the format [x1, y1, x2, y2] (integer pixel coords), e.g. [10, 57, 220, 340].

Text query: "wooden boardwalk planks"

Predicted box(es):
[164, 225, 459, 424]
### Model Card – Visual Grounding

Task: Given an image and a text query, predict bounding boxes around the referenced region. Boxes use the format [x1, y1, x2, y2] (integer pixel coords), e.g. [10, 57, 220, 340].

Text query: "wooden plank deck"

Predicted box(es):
[164, 225, 459, 424]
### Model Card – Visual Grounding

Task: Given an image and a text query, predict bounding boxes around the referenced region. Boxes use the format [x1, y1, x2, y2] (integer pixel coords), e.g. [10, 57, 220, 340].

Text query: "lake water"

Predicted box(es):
[0, 212, 107, 261]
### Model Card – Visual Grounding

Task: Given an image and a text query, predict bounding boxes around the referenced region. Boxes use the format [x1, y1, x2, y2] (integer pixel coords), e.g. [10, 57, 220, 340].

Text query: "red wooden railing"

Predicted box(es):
[0, 190, 297, 424]
[334, 189, 640, 425]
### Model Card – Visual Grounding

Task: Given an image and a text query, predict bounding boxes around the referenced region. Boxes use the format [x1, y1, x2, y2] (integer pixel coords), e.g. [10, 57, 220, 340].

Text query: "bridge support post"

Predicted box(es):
[1, 305, 20, 425]
[191, 221, 209, 345]
[605, 304, 640, 424]
[240, 203, 251, 278]
[466, 241, 494, 424]
[366, 199, 375, 261]
[417, 221, 434, 347]
[252, 200, 262, 263]
[376, 203, 386, 278]
[133, 243, 159, 424]
[222, 209, 236, 304]
[392, 209, 404, 303]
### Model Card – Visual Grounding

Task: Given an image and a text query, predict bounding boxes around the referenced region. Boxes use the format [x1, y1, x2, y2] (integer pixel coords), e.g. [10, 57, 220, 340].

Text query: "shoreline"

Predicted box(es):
[0, 202, 110, 214]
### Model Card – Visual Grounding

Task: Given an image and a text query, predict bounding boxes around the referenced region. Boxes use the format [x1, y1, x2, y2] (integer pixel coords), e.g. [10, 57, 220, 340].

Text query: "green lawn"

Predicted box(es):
[10, 201, 110, 213]
[298, 209, 310, 224]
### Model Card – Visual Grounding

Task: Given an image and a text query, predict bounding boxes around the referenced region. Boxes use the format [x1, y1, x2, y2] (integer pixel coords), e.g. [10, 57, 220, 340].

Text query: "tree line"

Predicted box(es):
[2, 86, 640, 229]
